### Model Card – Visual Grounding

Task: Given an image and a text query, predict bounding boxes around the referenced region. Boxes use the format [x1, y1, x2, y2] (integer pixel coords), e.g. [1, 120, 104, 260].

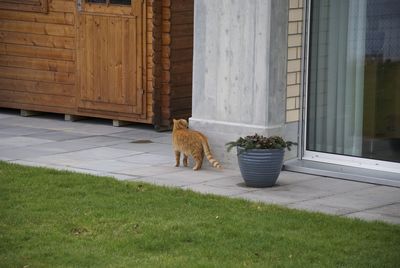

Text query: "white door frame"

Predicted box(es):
[300, 0, 400, 174]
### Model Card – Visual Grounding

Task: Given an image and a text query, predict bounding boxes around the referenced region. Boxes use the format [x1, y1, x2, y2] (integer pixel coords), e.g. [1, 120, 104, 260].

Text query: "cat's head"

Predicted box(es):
[173, 119, 188, 130]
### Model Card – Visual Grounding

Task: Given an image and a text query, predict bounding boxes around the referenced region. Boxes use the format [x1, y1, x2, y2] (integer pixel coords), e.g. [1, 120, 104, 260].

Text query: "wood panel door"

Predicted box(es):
[76, 0, 145, 117]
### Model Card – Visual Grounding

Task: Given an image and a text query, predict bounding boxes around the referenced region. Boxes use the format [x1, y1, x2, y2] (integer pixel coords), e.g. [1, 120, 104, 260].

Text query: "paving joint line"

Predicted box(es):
[340, 201, 400, 217]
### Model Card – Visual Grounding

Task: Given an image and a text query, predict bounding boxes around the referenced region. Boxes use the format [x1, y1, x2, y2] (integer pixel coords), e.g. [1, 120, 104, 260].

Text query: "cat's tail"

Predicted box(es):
[201, 137, 222, 169]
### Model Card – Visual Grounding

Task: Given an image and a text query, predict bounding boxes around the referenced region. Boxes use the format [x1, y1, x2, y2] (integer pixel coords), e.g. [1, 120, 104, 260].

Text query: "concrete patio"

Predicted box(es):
[0, 108, 399, 225]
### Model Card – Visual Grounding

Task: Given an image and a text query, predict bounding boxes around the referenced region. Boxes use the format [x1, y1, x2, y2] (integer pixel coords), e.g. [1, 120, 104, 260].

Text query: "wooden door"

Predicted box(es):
[76, 0, 145, 117]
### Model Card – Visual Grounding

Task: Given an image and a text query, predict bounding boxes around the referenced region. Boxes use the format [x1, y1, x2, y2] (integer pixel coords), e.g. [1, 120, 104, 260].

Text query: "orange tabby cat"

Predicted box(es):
[172, 119, 222, 171]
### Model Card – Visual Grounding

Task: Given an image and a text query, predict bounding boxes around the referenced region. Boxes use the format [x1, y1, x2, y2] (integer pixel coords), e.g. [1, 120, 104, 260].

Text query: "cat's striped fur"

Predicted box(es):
[172, 119, 222, 171]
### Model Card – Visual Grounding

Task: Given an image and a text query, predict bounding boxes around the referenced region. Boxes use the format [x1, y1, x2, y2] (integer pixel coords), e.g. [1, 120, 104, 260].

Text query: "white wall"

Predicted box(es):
[190, 0, 289, 167]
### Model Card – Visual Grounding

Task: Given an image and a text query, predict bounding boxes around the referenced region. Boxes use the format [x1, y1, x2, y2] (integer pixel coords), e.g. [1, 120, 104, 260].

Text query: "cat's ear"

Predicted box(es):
[173, 119, 177, 124]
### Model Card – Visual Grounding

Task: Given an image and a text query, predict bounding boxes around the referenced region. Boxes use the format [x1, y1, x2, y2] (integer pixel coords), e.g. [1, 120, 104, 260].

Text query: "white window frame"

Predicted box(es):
[300, 0, 400, 175]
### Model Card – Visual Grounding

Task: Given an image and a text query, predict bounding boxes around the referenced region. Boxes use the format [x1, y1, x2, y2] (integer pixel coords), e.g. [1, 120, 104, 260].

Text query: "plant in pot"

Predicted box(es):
[226, 134, 295, 187]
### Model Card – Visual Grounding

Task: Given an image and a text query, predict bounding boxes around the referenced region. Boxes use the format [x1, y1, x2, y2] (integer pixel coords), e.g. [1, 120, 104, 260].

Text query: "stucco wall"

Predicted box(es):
[190, 0, 290, 167]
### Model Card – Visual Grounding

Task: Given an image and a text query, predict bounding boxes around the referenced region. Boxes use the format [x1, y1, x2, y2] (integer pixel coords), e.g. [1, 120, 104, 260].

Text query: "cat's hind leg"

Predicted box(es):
[183, 154, 188, 167]
[174, 151, 181, 167]
[193, 153, 204, 171]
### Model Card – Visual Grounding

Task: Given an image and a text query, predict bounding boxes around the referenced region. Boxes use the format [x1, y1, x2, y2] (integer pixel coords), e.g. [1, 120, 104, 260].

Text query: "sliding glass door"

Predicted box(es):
[305, 0, 400, 172]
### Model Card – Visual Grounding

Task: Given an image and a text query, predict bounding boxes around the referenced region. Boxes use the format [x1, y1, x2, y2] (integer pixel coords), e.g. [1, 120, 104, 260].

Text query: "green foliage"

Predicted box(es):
[1, 161, 400, 267]
[226, 133, 296, 153]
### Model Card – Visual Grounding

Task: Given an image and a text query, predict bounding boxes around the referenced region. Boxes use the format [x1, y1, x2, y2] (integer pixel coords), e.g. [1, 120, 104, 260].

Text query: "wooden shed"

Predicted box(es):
[0, 0, 193, 129]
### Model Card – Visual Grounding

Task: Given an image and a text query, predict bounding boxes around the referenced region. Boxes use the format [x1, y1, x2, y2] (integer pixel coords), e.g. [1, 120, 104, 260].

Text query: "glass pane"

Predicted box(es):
[86, 0, 106, 3]
[307, 0, 400, 163]
[109, 0, 131, 5]
[363, 0, 400, 162]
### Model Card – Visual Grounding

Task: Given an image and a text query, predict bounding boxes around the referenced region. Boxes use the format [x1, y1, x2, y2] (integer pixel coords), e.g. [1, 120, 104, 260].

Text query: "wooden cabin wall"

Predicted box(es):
[146, 0, 157, 123]
[0, 0, 193, 129]
[148, 0, 163, 129]
[0, 0, 76, 114]
[168, 0, 193, 122]
[156, 0, 193, 128]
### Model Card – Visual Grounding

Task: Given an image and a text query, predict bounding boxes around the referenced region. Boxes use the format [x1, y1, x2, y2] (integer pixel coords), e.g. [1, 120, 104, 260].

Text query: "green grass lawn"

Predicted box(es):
[1, 162, 399, 267]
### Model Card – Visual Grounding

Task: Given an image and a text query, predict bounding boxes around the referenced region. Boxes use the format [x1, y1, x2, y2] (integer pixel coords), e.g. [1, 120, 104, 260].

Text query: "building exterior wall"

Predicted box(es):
[283, 0, 305, 159]
[0, 0, 76, 115]
[161, 0, 194, 127]
[286, 0, 304, 123]
[0, 0, 193, 128]
[190, 0, 289, 167]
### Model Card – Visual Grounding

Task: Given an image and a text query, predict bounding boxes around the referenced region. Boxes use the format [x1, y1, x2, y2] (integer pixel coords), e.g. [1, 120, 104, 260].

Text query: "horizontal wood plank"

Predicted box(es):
[0, 0, 48, 13]
[0, 66, 75, 85]
[170, 24, 193, 37]
[170, 61, 193, 74]
[0, 89, 75, 108]
[0, 10, 74, 25]
[171, 12, 193, 25]
[75, 108, 151, 123]
[0, 19, 75, 37]
[0, 43, 74, 61]
[49, 0, 75, 13]
[0, 55, 75, 73]
[78, 100, 135, 114]
[0, 31, 75, 49]
[0, 101, 75, 115]
[171, 36, 192, 49]
[170, 48, 193, 62]
[170, 85, 192, 98]
[170, 72, 192, 86]
[0, 77, 75, 96]
[171, 1, 194, 12]
[170, 97, 192, 111]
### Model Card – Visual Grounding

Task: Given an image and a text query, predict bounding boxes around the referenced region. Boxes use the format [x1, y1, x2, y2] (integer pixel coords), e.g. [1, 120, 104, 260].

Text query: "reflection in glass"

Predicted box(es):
[86, 0, 131, 4]
[307, 0, 400, 163]
[110, 0, 131, 5]
[87, 0, 106, 3]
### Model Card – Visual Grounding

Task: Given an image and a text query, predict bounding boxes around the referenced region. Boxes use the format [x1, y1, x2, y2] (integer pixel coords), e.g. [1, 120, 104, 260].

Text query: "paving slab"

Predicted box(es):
[27, 130, 91, 141]
[0, 114, 69, 130]
[118, 165, 186, 178]
[0, 110, 399, 225]
[30, 147, 139, 164]
[20, 136, 131, 155]
[286, 201, 357, 216]
[111, 142, 173, 156]
[297, 186, 400, 211]
[108, 128, 167, 140]
[0, 113, 16, 119]
[149, 169, 231, 187]
[0, 125, 51, 136]
[273, 171, 322, 185]
[62, 159, 149, 173]
[182, 183, 255, 197]
[0, 146, 68, 161]
[0, 136, 53, 148]
[11, 159, 140, 181]
[236, 176, 375, 205]
[118, 153, 173, 165]
[344, 211, 400, 225]
[182, 175, 256, 196]
[60, 120, 132, 136]
[150, 134, 173, 144]
[342, 202, 400, 225]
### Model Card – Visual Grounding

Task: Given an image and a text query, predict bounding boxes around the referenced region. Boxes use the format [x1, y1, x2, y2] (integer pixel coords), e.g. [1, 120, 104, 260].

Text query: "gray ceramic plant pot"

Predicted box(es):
[237, 146, 284, 187]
